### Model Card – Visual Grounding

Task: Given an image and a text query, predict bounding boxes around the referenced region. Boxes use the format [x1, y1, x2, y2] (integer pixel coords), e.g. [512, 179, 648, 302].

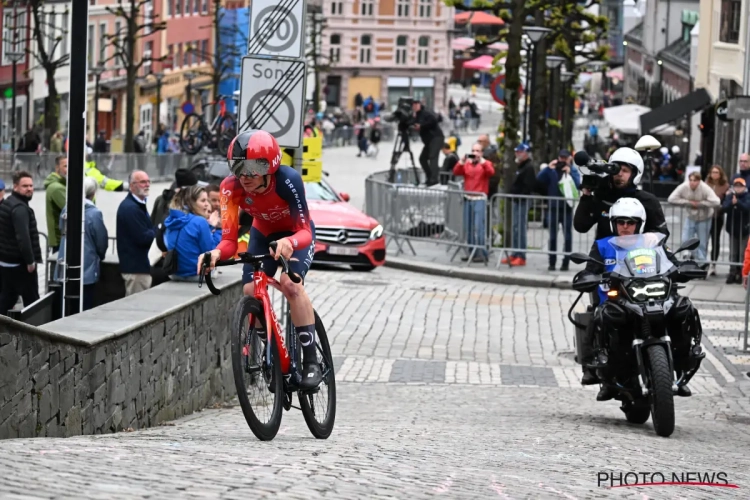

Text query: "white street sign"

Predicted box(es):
[247, 0, 306, 58]
[237, 56, 307, 149]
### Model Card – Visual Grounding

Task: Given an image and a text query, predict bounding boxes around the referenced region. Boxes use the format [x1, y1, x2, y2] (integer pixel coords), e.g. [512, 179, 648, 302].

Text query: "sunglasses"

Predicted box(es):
[615, 219, 637, 227]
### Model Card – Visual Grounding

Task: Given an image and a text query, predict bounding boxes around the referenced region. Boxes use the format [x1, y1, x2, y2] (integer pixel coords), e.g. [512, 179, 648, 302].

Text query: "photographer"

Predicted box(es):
[412, 100, 445, 186]
[452, 143, 495, 262]
[574, 147, 668, 240]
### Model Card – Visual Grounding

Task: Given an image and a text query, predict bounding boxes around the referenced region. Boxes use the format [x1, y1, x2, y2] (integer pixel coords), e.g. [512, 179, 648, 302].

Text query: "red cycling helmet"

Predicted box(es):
[227, 129, 282, 177]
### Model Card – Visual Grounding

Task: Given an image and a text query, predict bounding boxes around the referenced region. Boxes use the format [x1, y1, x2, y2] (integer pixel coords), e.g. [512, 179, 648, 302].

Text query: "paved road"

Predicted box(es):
[2, 268, 750, 498]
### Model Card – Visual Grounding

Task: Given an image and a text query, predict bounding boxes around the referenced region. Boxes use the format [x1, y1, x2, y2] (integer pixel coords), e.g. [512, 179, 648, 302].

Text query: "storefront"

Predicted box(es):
[386, 76, 435, 110]
[0, 94, 27, 150]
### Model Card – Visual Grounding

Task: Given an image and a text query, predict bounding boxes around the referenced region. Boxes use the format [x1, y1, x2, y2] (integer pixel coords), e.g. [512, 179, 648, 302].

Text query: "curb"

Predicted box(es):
[385, 257, 573, 290]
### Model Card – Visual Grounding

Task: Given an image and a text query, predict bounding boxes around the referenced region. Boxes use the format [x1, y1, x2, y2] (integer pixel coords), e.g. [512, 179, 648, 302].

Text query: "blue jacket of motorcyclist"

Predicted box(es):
[584, 198, 678, 304]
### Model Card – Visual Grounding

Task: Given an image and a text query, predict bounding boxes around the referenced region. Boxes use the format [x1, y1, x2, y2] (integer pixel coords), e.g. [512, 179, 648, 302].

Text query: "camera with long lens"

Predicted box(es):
[573, 150, 621, 191]
[384, 96, 415, 130]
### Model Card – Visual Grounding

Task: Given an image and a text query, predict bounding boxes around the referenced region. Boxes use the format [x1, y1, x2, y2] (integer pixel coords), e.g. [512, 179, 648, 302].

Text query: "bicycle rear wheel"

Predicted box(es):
[180, 113, 205, 155]
[231, 296, 284, 441]
[299, 310, 337, 439]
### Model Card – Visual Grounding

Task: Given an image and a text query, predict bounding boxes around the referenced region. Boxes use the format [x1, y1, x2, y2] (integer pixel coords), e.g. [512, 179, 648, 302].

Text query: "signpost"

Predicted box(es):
[241, 0, 308, 174]
[716, 99, 730, 122]
[489, 74, 523, 107]
[727, 96, 750, 120]
[181, 101, 194, 115]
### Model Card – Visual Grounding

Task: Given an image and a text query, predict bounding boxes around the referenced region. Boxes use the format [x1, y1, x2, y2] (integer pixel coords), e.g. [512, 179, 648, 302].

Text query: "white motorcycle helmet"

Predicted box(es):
[609, 198, 647, 234]
[671, 145, 680, 154]
[609, 147, 645, 185]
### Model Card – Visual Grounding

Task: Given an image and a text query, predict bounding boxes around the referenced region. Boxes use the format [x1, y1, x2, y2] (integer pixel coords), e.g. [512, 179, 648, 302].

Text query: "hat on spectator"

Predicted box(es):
[559, 149, 571, 158]
[733, 178, 746, 186]
[174, 168, 198, 188]
[515, 143, 531, 153]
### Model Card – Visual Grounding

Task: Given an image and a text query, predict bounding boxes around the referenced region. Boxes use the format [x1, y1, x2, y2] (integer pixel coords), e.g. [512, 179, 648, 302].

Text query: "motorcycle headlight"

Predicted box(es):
[369, 225, 384, 240]
[626, 281, 667, 301]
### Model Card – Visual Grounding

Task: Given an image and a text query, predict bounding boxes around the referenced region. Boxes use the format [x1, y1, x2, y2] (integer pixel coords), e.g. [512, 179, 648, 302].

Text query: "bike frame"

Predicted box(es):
[250, 270, 294, 376]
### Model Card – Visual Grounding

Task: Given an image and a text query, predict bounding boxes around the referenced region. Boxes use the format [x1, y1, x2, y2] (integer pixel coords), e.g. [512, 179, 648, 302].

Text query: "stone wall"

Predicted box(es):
[0, 279, 242, 439]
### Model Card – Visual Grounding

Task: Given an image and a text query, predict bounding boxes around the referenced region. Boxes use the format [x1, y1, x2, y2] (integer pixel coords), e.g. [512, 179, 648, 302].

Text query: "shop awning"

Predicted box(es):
[603, 104, 676, 135]
[639, 88, 712, 134]
[454, 12, 505, 25]
[463, 55, 495, 71]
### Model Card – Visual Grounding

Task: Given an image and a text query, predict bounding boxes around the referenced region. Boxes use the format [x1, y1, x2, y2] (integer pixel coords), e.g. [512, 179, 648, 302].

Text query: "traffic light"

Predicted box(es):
[699, 107, 715, 136]
[3, 88, 12, 99]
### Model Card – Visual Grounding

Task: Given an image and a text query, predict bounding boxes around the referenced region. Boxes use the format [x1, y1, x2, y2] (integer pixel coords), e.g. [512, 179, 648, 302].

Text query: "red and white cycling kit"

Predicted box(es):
[217, 165, 314, 262]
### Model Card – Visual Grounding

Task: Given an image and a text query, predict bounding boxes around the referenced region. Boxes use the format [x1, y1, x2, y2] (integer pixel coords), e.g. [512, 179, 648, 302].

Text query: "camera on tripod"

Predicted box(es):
[573, 150, 621, 192]
[384, 96, 415, 129]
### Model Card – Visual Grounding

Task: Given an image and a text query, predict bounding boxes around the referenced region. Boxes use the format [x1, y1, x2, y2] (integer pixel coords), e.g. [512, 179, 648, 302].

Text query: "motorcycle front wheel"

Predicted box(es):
[646, 345, 675, 437]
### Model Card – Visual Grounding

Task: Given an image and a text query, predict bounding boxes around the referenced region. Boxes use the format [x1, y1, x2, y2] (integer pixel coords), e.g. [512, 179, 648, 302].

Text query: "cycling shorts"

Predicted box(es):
[242, 223, 316, 285]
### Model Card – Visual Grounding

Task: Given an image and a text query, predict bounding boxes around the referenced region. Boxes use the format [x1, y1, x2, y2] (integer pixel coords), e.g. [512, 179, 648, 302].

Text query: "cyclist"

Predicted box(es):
[197, 130, 321, 390]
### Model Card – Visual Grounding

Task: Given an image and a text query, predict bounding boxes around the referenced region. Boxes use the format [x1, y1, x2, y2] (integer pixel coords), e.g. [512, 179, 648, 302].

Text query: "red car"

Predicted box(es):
[305, 178, 386, 271]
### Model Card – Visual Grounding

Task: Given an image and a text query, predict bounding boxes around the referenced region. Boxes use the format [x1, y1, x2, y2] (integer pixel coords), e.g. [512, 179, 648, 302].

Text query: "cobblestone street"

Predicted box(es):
[2, 268, 750, 498]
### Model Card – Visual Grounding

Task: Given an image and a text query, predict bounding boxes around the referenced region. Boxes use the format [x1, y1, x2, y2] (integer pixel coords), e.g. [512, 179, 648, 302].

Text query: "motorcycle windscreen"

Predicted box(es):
[608, 233, 675, 278]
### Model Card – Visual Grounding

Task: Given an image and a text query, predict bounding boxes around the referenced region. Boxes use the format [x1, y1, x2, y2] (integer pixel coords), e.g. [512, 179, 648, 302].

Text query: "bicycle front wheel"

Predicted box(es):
[299, 310, 337, 439]
[231, 296, 284, 441]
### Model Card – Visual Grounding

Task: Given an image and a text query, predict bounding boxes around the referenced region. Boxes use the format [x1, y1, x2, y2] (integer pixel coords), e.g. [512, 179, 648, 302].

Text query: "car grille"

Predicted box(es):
[315, 226, 371, 246]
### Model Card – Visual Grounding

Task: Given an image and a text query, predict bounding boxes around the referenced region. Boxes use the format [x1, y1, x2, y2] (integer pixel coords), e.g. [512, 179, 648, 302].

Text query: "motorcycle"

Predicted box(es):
[567, 233, 707, 437]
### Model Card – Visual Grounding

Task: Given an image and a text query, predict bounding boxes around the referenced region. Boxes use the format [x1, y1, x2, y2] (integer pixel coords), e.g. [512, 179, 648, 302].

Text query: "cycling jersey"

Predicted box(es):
[217, 165, 313, 259]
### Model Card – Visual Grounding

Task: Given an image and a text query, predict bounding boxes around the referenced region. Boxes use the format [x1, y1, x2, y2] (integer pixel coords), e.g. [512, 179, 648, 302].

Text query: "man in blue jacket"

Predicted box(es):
[116, 170, 155, 296]
[537, 150, 581, 271]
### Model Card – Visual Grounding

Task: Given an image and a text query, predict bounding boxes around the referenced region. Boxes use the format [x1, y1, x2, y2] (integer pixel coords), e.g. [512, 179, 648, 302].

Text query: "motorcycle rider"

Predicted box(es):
[581, 198, 695, 401]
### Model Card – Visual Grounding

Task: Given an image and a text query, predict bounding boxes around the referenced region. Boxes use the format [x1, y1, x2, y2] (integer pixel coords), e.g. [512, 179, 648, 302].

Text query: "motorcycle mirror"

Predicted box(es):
[634, 135, 661, 151]
[674, 238, 700, 253]
[680, 266, 708, 280]
[571, 271, 601, 292]
[569, 252, 597, 265]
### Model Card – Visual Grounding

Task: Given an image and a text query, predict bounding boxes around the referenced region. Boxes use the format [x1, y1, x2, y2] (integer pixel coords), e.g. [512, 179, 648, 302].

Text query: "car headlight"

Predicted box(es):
[626, 281, 667, 301]
[369, 225, 384, 240]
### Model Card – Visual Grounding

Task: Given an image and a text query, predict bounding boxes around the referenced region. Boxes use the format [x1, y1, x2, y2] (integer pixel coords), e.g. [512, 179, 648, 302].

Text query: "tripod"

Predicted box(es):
[387, 123, 421, 185]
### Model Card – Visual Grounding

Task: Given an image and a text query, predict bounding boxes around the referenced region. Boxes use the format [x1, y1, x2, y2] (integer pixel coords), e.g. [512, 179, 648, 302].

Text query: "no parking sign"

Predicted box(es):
[490, 75, 523, 106]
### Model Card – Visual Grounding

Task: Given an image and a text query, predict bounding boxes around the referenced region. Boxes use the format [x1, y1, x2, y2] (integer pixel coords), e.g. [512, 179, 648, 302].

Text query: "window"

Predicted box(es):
[114, 20, 121, 62]
[61, 12, 69, 57]
[168, 44, 175, 68]
[359, 35, 371, 63]
[87, 25, 95, 67]
[397, 0, 409, 17]
[201, 39, 208, 63]
[330, 1, 343, 14]
[395, 35, 407, 64]
[185, 0, 191, 15]
[1, 9, 27, 65]
[329, 34, 341, 63]
[183, 43, 190, 66]
[417, 36, 429, 65]
[99, 23, 106, 64]
[143, 41, 153, 74]
[175, 0, 182, 15]
[168, 0, 173, 17]
[202, 0, 208, 14]
[360, 0, 374, 15]
[720, 0, 741, 43]
[193, 0, 199, 14]
[418, 0, 432, 18]
[177, 43, 183, 67]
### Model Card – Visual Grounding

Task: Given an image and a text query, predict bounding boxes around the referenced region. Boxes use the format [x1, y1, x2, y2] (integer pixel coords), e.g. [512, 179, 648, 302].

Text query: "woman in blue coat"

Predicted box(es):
[163, 185, 218, 280]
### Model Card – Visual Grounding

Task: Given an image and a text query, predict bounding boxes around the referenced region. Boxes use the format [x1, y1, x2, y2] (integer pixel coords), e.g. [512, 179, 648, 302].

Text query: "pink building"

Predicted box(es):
[320, 0, 454, 113]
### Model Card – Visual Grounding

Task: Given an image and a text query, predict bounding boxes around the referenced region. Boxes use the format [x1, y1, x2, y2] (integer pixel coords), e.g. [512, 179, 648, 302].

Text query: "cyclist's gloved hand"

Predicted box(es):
[270, 238, 294, 260]
[197, 249, 222, 275]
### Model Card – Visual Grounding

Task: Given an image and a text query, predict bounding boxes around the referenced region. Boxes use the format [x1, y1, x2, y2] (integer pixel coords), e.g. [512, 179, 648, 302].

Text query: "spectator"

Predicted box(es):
[743, 236, 750, 289]
[93, 130, 108, 153]
[706, 165, 730, 275]
[151, 168, 199, 229]
[721, 177, 750, 284]
[369, 120, 381, 157]
[0, 179, 5, 202]
[163, 186, 218, 280]
[667, 171, 720, 266]
[502, 144, 536, 266]
[56, 177, 109, 310]
[133, 130, 146, 153]
[440, 143, 459, 185]
[206, 184, 221, 213]
[0, 171, 42, 315]
[45, 155, 68, 252]
[732, 153, 750, 185]
[17, 127, 41, 153]
[50, 131, 64, 153]
[412, 100, 445, 186]
[537, 150, 581, 271]
[356, 121, 368, 157]
[477, 134, 502, 201]
[116, 170, 155, 295]
[453, 143, 495, 263]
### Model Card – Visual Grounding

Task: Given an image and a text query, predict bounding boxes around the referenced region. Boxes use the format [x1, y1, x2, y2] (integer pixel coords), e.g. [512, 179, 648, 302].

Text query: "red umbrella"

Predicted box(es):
[454, 11, 505, 25]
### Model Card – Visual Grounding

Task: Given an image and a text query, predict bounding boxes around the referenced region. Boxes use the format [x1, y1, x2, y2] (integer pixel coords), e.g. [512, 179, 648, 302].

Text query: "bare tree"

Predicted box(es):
[11, 0, 70, 144]
[186, 0, 247, 105]
[105, 0, 166, 152]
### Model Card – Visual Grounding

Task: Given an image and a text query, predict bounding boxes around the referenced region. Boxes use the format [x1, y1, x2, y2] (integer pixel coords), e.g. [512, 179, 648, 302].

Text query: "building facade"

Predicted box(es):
[320, 0, 454, 113]
[0, 4, 31, 149]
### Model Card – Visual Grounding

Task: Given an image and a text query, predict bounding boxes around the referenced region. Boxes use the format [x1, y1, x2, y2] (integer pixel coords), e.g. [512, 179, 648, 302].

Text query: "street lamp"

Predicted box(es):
[546, 55, 566, 70]
[7, 51, 25, 151]
[151, 71, 164, 133]
[90, 63, 105, 139]
[521, 26, 552, 143]
[559, 71, 576, 149]
[184, 71, 196, 103]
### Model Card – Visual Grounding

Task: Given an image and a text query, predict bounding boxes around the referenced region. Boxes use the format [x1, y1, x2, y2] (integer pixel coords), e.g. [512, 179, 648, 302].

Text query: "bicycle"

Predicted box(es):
[198, 242, 336, 441]
[180, 94, 237, 156]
